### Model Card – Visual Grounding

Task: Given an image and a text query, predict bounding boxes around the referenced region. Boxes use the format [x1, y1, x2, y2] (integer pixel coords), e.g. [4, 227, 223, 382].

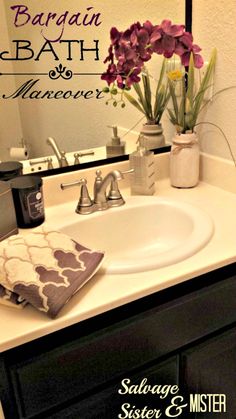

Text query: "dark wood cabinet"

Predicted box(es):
[1, 263, 236, 419]
[181, 328, 236, 418]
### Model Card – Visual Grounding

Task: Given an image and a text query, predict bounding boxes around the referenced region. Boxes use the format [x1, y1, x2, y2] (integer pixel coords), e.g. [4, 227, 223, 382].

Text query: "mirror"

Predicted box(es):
[0, 0, 188, 175]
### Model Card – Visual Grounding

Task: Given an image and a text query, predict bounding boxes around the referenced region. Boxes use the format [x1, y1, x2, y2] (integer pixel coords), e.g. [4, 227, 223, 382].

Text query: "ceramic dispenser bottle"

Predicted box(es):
[129, 136, 156, 195]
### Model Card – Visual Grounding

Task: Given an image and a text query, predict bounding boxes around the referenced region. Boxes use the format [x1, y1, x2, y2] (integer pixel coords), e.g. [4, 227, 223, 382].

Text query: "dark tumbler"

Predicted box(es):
[0, 161, 23, 181]
[10, 176, 45, 228]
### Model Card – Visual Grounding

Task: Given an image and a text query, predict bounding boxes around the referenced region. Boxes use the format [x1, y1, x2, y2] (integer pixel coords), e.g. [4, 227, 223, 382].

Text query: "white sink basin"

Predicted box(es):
[55, 196, 214, 274]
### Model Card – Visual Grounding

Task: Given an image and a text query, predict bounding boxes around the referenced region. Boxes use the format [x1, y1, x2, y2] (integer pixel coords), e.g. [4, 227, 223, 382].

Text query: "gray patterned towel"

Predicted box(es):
[0, 285, 27, 309]
[0, 228, 105, 318]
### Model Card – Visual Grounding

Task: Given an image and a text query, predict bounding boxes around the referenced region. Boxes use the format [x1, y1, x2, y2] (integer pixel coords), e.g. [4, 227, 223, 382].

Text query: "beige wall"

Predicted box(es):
[1, 0, 184, 159]
[0, 0, 23, 160]
[193, 0, 236, 162]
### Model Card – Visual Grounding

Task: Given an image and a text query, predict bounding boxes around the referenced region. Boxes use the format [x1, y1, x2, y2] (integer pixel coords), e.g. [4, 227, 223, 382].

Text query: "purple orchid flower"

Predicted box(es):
[126, 67, 142, 87]
[101, 63, 118, 85]
[102, 19, 204, 89]
[176, 33, 204, 68]
[116, 74, 126, 89]
[181, 48, 204, 68]
[104, 45, 114, 64]
[110, 27, 121, 45]
[160, 19, 185, 37]
[151, 20, 186, 59]
[143, 20, 154, 34]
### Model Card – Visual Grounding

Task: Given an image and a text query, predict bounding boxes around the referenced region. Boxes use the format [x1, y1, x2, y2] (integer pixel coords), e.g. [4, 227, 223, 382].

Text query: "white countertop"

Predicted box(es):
[1, 155, 236, 353]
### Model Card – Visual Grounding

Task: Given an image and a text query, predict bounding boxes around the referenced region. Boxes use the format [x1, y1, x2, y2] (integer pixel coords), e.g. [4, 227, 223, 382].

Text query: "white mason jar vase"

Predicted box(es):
[139, 123, 165, 150]
[170, 132, 200, 188]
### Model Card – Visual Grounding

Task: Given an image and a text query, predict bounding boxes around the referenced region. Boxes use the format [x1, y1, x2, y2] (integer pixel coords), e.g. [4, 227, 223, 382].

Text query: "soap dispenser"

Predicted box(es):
[106, 126, 126, 158]
[129, 135, 156, 195]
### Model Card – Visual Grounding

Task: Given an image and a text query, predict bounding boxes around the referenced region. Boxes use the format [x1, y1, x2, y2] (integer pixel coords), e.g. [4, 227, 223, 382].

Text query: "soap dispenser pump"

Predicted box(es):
[106, 126, 126, 158]
[129, 135, 156, 195]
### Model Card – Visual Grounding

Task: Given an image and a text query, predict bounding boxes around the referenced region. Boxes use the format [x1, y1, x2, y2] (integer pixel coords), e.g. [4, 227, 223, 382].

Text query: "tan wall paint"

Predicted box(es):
[193, 0, 236, 162]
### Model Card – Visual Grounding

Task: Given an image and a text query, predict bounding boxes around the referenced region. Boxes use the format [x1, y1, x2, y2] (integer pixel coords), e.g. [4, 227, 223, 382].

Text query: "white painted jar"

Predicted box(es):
[170, 132, 200, 188]
[140, 123, 165, 150]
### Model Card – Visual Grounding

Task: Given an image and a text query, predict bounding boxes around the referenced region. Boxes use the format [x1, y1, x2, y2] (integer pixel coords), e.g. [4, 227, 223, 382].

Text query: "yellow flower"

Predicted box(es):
[167, 70, 184, 81]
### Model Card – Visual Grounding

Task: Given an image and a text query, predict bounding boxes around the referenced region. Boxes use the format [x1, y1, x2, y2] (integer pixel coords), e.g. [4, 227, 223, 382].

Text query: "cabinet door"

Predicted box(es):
[181, 327, 236, 418]
[8, 275, 236, 419]
[48, 356, 179, 419]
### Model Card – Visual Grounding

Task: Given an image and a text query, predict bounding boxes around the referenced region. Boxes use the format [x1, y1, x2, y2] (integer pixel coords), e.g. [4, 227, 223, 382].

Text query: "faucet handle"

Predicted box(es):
[108, 179, 125, 207]
[47, 158, 54, 170]
[60, 178, 87, 190]
[61, 179, 94, 215]
[74, 151, 95, 165]
[60, 151, 69, 167]
[107, 168, 134, 207]
[78, 150, 95, 157]
[121, 168, 134, 175]
[74, 153, 80, 165]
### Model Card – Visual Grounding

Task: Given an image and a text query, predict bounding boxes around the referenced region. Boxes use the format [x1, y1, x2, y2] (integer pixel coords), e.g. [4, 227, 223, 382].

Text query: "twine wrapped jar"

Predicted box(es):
[170, 132, 200, 188]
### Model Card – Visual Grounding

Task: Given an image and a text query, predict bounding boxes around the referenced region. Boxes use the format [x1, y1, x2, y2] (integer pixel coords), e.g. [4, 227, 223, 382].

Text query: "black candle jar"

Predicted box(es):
[10, 176, 45, 228]
[0, 161, 23, 181]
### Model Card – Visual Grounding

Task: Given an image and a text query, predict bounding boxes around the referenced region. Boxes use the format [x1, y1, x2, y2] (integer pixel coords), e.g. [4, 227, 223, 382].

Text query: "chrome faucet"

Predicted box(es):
[94, 170, 124, 210]
[46, 137, 68, 167]
[61, 168, 133, 214]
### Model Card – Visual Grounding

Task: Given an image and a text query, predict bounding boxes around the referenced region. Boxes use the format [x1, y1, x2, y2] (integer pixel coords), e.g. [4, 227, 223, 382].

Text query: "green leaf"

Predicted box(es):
[186, 52, 194, 108]
[167, 108, 177, 125]
[192, 48, 217, 125]
[142, 73, 153, 120]
[156, 58, 166, 94]
[179, 98, 185, 129]
[133, 82, 150, 118]
[153, 59, 167, 120]
[168, 78, 179, 121]
[153, 85, 164, 119]
[123, 91, 146, 115]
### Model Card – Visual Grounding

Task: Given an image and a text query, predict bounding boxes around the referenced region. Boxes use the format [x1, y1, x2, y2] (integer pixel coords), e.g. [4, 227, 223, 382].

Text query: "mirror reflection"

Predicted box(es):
[0, 0, 185, 174]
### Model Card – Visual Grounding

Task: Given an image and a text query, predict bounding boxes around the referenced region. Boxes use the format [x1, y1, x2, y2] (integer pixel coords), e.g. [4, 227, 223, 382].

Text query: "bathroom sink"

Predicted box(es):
[55, 196, 214, 274]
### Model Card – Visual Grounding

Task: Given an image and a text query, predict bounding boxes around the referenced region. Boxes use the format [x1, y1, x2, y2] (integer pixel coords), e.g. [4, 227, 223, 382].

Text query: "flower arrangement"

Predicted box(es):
[167, 49, 217, 133]
[101, 19, 204, 126]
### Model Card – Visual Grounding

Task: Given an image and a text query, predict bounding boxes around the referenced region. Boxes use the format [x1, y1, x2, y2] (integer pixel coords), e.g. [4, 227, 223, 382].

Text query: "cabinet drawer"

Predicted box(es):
[48, 356, 178, 419]
[8, 275, 236, 418]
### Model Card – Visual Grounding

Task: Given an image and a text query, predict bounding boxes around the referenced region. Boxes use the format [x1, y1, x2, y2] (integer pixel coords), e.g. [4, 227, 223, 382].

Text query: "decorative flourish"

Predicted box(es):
[49, 63, 73, 80]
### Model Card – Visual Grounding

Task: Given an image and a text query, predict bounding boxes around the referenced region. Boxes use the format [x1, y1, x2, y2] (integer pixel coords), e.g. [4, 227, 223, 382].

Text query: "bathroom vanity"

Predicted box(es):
[0, 263, 236, 419]
[0, 155, 236, 418]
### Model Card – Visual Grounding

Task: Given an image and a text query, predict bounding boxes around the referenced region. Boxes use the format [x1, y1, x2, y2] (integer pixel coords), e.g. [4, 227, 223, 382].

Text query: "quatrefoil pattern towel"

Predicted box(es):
[0, 228, 104, 318]
[0, 284, 27, 309]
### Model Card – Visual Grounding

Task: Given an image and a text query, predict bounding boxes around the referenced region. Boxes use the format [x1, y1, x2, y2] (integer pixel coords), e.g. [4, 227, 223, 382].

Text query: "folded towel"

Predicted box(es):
[0, 227, 104, 318]
[0, 285, 27, 309]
